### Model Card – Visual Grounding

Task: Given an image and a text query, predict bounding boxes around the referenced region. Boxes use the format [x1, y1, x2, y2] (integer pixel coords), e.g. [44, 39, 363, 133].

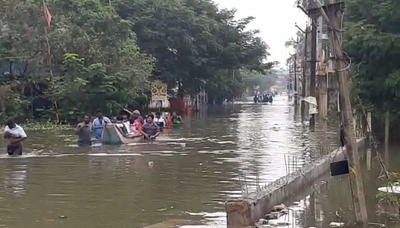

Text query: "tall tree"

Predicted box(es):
[344, 0, 400, 111]
[0, 0, 273, 122]
[115, 0, 273, 100]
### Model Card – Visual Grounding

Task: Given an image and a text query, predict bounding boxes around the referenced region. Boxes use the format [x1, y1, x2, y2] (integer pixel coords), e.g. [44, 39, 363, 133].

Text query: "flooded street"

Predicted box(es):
[0, 95, 338, 227]
[295, 145, 400, 228]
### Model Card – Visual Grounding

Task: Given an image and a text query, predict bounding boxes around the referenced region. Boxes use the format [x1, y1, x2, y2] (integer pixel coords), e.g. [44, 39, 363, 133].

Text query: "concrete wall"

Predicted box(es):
[225, 138, 367, 226]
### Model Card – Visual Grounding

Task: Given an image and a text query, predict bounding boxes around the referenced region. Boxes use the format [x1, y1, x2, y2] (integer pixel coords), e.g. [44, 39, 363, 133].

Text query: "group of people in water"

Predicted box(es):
[2, 110, 183, 156]
[75, 110, 183, 147]
[254, 92, 274, 104]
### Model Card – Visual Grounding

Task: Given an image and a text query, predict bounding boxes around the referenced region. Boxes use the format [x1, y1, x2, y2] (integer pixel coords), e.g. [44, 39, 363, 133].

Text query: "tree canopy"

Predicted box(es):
[0, 0, 272, 122]
[344, 0, 400, 111]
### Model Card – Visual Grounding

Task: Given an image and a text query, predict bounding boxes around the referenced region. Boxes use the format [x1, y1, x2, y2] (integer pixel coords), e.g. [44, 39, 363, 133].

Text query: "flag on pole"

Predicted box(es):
[43, 4, 52, 27]
[42, 1, 59, 123]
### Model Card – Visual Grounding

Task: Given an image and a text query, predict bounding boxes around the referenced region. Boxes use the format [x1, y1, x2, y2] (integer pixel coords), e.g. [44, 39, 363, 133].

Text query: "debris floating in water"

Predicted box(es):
[378, 186, 400, 194]
[329, 222, 345, 227]
[148, 161, 154, 168]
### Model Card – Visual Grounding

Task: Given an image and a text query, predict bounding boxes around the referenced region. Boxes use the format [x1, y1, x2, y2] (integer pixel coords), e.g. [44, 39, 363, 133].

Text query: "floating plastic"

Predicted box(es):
[378, 186, 400, 194]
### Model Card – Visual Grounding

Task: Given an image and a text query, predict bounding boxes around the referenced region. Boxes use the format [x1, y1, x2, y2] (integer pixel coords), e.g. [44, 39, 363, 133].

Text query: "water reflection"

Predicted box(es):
[3, 160, 27, 195]
[235, 96, 311, 193]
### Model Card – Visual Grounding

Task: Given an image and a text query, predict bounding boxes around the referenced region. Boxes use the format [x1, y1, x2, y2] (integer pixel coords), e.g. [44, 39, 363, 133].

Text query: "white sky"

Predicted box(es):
[214, 0, 308, 68]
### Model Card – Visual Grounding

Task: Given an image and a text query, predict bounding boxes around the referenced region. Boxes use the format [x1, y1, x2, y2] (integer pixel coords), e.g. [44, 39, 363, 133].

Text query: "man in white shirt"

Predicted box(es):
[154, 112, 166, 131]
[3, 119, 27, 156]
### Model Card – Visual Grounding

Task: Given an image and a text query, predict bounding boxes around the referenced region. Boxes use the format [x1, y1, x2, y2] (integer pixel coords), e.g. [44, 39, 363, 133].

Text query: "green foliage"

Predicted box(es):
[21, 121, 72, 131]
[344, 0, 400, 110]
[344, 0, 400, 137]
[0, 0, 272, 123]
[115, 0, 273, 95]
[55, 53, 152, 122]
[375, 172, 400, 208]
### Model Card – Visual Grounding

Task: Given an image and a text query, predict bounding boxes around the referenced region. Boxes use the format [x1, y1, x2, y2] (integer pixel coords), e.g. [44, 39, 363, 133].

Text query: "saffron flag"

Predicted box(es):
[43, 4, 52, 27]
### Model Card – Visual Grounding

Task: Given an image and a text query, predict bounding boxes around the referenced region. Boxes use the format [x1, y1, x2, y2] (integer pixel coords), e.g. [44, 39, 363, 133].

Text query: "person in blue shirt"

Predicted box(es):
[92, 111, 111, 139]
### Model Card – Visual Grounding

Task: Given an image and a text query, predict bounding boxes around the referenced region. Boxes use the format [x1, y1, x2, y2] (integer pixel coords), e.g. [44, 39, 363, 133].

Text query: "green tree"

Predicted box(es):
[344, 0, 400, 110]
[0, 0, 273, 122]
[343, 0, 400, 137]
[0, 0, 154, 122]
[55, 53, 153, 122]
[115, 0, 273, 100]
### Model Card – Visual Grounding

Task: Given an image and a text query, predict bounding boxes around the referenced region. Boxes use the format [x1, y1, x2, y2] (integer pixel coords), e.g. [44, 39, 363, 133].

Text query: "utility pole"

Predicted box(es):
[317, 1, 368, 225]
[294, 53, 298, 106]
[309, 14, 317, 130]
[296, 24, 309, 122]
[316, 15, 328, 120]
[302, 28, 308, 121]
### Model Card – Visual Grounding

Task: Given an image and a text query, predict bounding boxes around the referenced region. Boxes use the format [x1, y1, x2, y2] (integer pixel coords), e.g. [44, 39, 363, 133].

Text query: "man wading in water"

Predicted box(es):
[140, 114, 160, 140]
[3, 119, 27, 156]
[75, 115, 92, 147]
[93, 111, 111, 139]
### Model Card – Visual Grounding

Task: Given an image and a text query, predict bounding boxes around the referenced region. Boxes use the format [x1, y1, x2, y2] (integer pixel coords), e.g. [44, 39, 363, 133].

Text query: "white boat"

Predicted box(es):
[101, 124, 142, 145]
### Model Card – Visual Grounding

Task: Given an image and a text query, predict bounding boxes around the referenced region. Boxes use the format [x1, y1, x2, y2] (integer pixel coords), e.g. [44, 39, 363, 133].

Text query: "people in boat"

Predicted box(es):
[93, 111, 111, 139]
[123, 116, 129, 126]
[132, 110, 144, 125]
[140, 114, 160, 140]
[115, 116, 129, 134]
[3, 118, 27, 155]
[75, 115, 92, 147]
[128, 115, 141, 133]
[171, 112, 183, 125]
[116, 116, 140, 138]
[154, 112, 166, 131]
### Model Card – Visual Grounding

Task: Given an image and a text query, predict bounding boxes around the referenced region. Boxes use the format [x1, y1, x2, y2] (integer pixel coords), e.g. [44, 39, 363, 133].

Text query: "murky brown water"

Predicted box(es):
[279, 145, 400, 228]
[0, 95, 340, 227]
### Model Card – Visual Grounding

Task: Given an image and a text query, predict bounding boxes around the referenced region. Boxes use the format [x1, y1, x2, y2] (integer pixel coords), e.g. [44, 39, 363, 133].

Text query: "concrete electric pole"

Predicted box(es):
[307, 0, 368, 225]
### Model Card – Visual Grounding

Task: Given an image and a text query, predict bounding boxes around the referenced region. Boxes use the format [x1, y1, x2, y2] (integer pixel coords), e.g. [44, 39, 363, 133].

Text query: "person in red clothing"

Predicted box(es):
[129, 115, 142, 132]
[164, 113, 173, 129]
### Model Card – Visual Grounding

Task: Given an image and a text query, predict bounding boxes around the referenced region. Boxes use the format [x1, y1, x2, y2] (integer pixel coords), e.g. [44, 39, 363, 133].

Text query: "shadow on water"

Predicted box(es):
[0, 95, 340, 227]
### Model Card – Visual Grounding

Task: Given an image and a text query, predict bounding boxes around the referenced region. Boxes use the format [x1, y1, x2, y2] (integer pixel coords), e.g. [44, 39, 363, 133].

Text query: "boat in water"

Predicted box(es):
[101, 124, 142, 145]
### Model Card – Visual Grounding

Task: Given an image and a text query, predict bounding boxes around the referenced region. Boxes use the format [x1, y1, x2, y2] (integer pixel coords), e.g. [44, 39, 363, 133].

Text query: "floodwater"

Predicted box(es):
[0, 95, 340, 228]
[280, 145, 400, 228]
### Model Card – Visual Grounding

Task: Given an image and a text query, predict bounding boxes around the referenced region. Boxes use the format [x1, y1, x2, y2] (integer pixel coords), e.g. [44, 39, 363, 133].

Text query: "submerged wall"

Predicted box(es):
[225, 138, 367, 226]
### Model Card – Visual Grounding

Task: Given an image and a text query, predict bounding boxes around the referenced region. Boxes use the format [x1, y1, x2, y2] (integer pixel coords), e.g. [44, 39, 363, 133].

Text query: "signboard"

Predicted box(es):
[150, 80, 167, 100]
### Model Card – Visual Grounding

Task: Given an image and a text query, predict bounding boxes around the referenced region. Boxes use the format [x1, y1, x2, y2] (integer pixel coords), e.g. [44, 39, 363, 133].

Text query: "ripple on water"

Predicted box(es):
[0, 96, 341, 228]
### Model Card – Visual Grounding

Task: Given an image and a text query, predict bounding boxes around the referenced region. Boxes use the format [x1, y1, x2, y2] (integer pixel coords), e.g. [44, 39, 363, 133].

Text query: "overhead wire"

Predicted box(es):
[295, 6, 394, 223]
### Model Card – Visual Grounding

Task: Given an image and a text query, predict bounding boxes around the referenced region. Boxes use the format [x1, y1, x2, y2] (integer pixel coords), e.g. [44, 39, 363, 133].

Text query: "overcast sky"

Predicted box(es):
[214, 0, 308, 68]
